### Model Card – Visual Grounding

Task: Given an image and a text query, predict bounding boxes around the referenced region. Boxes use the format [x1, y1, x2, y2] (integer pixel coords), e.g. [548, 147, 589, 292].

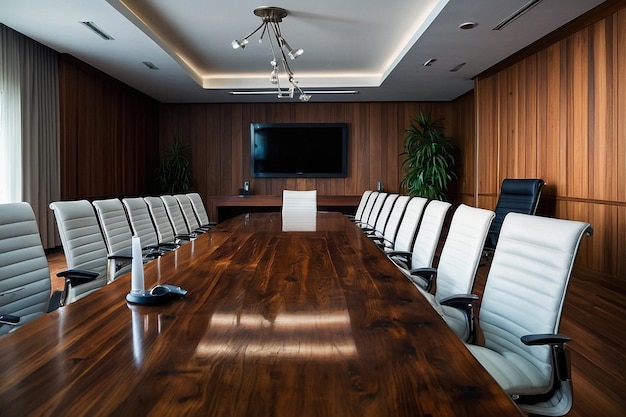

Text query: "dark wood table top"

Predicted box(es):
[0, 212, 523, 416]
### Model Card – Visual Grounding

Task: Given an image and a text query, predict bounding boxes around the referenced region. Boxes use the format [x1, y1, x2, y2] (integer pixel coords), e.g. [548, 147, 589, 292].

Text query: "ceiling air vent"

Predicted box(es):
[492, 0, 543, 31]
[80, 21, 114, 40]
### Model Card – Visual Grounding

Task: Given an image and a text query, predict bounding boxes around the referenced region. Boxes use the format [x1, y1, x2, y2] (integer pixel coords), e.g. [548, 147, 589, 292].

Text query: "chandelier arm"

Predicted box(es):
[258, 23, 268, 42]
[269, 21, 295, 79]
[241, 21, 266, 42]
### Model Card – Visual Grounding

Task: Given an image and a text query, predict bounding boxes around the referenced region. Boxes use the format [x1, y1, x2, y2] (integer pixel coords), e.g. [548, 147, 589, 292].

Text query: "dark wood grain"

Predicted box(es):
[1, 213, 521, 417]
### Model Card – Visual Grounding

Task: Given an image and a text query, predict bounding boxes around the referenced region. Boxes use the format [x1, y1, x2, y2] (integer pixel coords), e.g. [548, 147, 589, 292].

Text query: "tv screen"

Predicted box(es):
[250, 123, 348, 178]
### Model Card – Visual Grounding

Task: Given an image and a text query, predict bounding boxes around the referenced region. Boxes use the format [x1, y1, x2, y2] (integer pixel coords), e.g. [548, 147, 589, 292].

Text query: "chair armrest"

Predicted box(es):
[108, 251, 132, 260]
[371, 236, 393, 249]
[0, 314, 20, 325]
[439, 293, 479, 307]
[521, 333, 571, 346]
[57, 269, 99, 286]
[521, 334, 572, 381]
[387, 250, 411, 261]
[159, 242, 179, 249]
[439, 294, 480, 343]
[408, 267, 437, 292]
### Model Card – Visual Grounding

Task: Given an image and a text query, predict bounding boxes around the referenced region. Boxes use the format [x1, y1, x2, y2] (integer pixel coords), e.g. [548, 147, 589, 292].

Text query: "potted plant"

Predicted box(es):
[155, 136, 193, 194]
[399, 111, 456, 200]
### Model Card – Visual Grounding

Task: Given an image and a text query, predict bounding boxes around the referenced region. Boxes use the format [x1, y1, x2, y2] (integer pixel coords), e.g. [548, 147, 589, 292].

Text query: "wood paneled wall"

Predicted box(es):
[158, 100, 474, 200]
[58, 54, 160, 200]
[472, 6, 626, 283]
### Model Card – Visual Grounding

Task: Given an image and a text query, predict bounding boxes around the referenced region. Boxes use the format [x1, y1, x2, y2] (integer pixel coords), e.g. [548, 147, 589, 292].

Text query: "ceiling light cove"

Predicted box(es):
[107, 0, 456, 97]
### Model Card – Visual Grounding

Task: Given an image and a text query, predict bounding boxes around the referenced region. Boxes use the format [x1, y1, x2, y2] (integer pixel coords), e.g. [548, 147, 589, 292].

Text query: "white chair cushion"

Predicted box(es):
[466, 344, 552, 394]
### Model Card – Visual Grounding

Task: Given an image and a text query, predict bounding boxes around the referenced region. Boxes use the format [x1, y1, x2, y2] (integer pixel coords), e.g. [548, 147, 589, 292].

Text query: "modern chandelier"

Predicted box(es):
[231, 6, 310, 101]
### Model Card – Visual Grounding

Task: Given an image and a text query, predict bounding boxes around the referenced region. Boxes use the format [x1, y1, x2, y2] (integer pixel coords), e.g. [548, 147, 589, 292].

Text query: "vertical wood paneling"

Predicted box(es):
[474, 5, 626, 283]
[58, 55, 160, 200]
[158, 101, 471, 202]
[475, 76, 500, 195]
[569, 29, 591, 199]
[590, 19, 611, 202]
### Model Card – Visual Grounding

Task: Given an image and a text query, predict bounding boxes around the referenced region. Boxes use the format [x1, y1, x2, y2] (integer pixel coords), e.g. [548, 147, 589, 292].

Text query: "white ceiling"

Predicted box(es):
[0, 0, 606, 103]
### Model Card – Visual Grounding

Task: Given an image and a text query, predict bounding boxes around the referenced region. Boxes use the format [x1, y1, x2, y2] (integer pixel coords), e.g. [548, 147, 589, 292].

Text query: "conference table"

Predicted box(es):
[0, 212, 523, 416]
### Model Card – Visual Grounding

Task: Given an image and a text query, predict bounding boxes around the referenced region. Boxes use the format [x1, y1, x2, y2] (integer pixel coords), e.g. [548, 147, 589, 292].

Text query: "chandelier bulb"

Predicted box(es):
[231, 39, 248, 50]
[288, 48, 304, 60]
[269, 69, 278, 84]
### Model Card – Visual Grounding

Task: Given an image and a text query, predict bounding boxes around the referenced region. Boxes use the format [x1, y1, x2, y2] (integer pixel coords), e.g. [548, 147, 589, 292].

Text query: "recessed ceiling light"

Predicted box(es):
[459, 22, 478, 30]
[79, 21, 114, 40]
[142, 61, 159, 70]
[450, 63, 466, 72]
[493, 0, 543, 30]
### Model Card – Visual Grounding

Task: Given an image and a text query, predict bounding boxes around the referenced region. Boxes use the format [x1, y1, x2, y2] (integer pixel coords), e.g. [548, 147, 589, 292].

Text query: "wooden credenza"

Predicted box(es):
[206, 195, 361, 222]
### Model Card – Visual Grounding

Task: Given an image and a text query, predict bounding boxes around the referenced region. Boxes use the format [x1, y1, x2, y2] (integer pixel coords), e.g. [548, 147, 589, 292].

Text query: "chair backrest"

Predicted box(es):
[432, 204, 495, 301]
[186, 192, 211, 225]
[282, 190, 317, 215]
[353, 190, 373, 221]
[0, 202, 51, 335]
[174, 194, 201, 231]
[388, 197, 428, 252]
[122, 197, 160, 248]
[49, 200, 110, 302]
[380, 195, 411, 244]
[49, 200, 108, 276]
[371, 193, 399, 234]
[362, 192, 388, 228]
[357, 191, 379, 224]
[409, 199, 452, 270]
[480, 213, 591, 391]
[487, 178, 545, 248]
[144, 197, 177, 244]
[160, 195, 190, 236]
[92, 198, 133, 256]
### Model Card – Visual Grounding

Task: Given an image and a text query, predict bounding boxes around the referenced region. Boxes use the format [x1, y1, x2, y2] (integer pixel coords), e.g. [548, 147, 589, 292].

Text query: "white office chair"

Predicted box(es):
[362, 193, 399, 237]
[122, 197, 176, 252]
[368, 195, 410, 247]
[281, 190, 317, 215]
[144, 196, 190, 245]
[356, 192, 387, 229]
[346, 190, 374, 222]
[186, 192, 217, 229]
[446, 213, 592, 416]
[161, 195, 200, 239]
[174, 194, 211, 233]
[49, 200, 115, 304]
[0, 202, 51, 334]
[409, 204, 494, 342]
[380, 196, 428, 253]
[387, 199, 451, 269]
[93, 198, 161, 261]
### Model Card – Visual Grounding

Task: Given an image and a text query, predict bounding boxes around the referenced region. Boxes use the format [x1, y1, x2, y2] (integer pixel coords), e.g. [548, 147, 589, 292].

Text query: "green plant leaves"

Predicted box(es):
[155, 137, 193, 194]
[399, 111, 456, 200]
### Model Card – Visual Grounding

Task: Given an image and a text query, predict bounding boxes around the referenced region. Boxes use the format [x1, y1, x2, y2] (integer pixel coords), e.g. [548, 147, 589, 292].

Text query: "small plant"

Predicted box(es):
[400, 112, 456, 200]
[155, 137, 192, 194]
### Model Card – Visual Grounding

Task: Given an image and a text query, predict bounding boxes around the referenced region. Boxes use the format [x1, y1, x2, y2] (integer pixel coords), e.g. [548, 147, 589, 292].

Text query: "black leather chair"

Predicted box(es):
[485, 178, 545, 253]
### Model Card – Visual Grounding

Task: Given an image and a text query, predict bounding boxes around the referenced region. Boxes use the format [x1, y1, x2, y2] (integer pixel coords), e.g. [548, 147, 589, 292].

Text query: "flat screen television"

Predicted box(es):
[250, 123, 348, 178]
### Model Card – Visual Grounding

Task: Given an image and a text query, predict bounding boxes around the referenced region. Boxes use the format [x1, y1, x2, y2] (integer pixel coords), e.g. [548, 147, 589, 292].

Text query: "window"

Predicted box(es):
[0, 86, 22, 203]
